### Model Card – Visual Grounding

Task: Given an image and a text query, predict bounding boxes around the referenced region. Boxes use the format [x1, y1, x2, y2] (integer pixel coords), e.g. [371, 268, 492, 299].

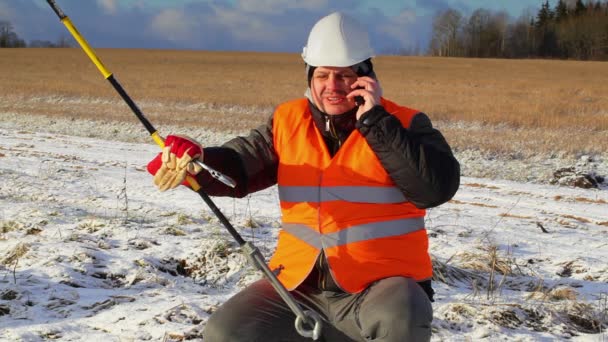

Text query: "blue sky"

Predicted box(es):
[1, 0, 547, 52]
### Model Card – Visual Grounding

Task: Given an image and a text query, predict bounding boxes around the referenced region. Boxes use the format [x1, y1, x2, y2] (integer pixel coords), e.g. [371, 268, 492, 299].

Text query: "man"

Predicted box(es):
[148, 12, 460, 342]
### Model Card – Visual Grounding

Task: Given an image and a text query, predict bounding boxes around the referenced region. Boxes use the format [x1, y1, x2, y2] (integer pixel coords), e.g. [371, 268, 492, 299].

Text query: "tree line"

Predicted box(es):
[429, 0, 608, 60]
[4, 1, 608, 59]
[0, 20, 73, 48]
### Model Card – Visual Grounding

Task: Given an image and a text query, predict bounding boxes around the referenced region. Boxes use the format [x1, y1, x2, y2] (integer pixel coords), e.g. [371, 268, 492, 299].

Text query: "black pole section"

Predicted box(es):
[197, 190, 246, 245]
[107, 76, 156, 134]
[47, 0, 65, 19]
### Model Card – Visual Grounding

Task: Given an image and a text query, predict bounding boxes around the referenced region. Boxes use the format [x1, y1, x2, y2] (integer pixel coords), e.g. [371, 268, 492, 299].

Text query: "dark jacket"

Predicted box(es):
[197, 100, 459, 205]
[195, 99, 460, 298]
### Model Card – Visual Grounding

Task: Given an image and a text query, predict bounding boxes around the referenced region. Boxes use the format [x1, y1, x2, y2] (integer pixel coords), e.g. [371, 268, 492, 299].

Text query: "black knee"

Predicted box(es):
[202, 310, 235, 342]
[359, 277, 433, 342]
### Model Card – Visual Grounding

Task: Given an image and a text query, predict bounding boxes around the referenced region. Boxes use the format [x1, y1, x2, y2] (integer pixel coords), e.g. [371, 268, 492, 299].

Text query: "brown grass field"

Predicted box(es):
[1, 48, 607, 156]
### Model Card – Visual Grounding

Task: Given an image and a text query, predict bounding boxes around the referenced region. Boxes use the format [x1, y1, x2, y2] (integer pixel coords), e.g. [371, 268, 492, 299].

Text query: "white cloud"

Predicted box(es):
[0, 2, 15, 21]
[97, 0, 118, 15]
[148, 8, 197, 43]
[0, 2, 23, 35]
[211, 5, 283, 43]
[236, 0, 328, 15]
[377, 9, 418, 46]
[291, 0, 328, 11]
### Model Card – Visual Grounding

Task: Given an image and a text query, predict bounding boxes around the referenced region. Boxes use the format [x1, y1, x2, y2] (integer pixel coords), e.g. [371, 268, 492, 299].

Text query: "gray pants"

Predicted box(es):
[203, 277, 433, 342]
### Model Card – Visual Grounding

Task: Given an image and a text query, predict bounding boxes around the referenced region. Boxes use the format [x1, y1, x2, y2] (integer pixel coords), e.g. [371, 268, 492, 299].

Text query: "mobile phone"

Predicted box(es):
[354, 87, 364, 106]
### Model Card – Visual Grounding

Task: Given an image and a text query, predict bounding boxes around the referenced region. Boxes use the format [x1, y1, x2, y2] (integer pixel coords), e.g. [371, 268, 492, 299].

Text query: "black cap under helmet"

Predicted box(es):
[306, 58, 375, 85]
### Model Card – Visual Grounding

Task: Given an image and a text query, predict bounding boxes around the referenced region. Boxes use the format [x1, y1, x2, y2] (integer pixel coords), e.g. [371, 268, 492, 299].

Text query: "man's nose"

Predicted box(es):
[326, 73, 340, 88]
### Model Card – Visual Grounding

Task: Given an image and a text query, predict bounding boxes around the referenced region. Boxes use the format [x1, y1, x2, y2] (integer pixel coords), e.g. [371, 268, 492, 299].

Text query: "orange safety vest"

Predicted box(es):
[269, 98, 432, 293]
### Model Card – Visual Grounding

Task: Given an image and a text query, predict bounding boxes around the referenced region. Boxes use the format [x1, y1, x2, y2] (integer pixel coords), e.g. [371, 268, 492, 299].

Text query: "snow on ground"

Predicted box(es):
[1, 120, 607, 341]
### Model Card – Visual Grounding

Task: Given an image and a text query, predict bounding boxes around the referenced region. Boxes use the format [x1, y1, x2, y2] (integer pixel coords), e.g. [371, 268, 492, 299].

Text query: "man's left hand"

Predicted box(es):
[147, 135, 203, 191]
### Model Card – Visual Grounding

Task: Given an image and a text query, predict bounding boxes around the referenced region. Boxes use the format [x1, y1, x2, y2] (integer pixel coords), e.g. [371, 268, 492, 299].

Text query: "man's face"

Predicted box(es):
[311, 66, 358, 115]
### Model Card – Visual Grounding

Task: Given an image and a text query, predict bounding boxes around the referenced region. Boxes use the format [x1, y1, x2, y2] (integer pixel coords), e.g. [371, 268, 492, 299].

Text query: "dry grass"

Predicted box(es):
[560, 214, 593, 223]
[574, 197, 608, 204]
[378, 57, 608, 131]
[498, 213, 535, 219]
[453, 245, 515, 276]
[448, 199, 498, 208]
[0, 49, 301, 107]
[1, 243, 29, 266]
[554, 195, 608, 204]
[1, 48, 607, 154]
[432, 256, 488, 287]
[463, 183, 500, 189]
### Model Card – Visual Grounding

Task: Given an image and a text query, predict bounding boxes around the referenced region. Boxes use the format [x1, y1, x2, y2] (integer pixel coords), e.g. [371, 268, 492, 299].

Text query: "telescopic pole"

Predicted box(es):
[45, 0, 235, 189]
[45, 1, 322, 339]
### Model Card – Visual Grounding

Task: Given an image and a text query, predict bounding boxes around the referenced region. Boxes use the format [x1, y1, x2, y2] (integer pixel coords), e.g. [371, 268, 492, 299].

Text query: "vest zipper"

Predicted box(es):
[317, 151, 326, 291]
[318, 251, 326, 289]
[325, 115, 342, 150]
[321, 115, 342, 290]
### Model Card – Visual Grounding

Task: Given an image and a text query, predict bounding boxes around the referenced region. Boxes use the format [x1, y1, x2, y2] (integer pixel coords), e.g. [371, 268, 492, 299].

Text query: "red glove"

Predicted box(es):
[147, 135, 203, 191]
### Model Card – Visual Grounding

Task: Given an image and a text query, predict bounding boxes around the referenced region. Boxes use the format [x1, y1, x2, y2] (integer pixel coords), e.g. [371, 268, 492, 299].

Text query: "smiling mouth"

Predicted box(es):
[324, 93, 348, 104]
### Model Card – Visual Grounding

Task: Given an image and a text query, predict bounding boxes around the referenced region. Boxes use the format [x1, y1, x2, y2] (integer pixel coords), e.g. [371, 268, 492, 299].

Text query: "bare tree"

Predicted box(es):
[430, 9, 463, 57]
[0, 21, 26, 48]
[505, 11, 536, 58]
[554, 0, 608, 59]
[55, 34, 75, 48]
[29, 40, 57, 48]
[426, 1, 608, 61]
[463, 9, 493, 57]
[29, 34, 75, 48]
[488, 11, 510, 57]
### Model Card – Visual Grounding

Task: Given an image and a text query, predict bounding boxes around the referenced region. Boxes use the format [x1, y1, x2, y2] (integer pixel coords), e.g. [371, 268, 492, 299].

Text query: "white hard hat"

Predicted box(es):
[302, 12, 375, 67]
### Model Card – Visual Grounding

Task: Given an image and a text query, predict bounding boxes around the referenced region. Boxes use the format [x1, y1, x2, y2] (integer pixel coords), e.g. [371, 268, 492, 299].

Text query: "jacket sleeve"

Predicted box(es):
[194, 114, 278, 198]
[356, 105, 460, 209]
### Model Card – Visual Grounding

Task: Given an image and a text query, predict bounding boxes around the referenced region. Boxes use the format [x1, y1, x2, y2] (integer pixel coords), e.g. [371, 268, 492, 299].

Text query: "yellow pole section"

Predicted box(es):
[150, 131, 165, 149]
[61, 17, 112, 79]
[186, 176, 201, 191]
[59, 15, 202, 192]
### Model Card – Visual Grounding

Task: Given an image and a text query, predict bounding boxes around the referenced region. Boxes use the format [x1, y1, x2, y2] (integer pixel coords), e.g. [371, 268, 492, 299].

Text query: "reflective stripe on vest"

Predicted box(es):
[283, 216, 425, 249]
[278, 185, 407, 204]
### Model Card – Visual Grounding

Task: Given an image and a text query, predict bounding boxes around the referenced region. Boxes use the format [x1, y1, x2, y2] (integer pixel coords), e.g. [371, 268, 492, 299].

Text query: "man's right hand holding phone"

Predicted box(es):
[348, 76, 382, 120]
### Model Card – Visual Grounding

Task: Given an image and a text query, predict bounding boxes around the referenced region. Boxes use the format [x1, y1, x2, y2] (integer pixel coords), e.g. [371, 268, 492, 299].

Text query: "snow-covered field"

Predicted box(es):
[1, 115, 607, 341]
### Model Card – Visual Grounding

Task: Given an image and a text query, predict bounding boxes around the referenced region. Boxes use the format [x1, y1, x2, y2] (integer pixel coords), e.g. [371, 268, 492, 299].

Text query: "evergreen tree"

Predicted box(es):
[423, 1, 608, 60]
[555, 0, 569, 21]
[535, 1, 558, 57]
[536, 1, 555, 27]
[593, 1, 602, 12]
[574, 0, 587, 16]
